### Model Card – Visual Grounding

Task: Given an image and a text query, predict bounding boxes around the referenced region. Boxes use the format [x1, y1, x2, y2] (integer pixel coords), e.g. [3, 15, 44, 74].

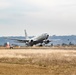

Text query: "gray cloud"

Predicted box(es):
[0, 0, 76, 36]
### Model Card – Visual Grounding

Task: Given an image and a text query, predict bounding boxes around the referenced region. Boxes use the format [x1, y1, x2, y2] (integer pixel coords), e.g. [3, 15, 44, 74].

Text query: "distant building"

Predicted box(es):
[4, 42, 10, 48]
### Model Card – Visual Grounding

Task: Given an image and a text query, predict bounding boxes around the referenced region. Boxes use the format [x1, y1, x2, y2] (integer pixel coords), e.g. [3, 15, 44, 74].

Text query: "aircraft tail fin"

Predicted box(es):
[24, 30, 28, 39]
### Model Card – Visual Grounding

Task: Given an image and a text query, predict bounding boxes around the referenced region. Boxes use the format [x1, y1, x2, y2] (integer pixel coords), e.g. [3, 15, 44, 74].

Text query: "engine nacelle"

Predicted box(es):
[26, 40, 34, 46]
[29, 40, 33, 43]
[44, 40, 50, 44]
[29, 40, 34, 46]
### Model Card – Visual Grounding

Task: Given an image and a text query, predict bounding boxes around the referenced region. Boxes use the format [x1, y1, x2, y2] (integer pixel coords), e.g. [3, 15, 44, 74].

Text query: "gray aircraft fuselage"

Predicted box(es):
[26, 33, 49, 46]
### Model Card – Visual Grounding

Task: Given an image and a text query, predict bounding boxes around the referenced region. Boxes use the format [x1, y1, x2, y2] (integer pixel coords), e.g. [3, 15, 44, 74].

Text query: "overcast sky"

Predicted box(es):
[0, 0, 76, 36]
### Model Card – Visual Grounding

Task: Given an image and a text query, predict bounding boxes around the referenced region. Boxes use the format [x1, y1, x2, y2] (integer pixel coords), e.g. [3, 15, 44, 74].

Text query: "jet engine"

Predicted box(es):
[29, 40, 34, 46]
[44, 40, 50, 44]
[25, 40, 34, 46]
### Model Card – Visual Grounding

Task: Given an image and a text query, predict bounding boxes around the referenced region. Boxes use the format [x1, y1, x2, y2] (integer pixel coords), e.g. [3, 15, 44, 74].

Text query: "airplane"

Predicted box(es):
[8, 30, 50, 46]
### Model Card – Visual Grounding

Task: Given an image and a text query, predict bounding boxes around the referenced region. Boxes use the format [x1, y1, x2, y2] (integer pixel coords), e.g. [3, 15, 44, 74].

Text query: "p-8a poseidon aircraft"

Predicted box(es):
[10, 30, 50, 46]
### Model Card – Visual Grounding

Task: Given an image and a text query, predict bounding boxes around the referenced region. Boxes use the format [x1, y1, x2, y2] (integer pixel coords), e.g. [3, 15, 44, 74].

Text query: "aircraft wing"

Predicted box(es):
[11, 39, 29, 43]
[5, 37, 29, 43]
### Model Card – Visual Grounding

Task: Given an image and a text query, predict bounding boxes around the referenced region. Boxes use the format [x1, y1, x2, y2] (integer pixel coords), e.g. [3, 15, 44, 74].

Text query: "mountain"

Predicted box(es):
[0, 35, 76, 46]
